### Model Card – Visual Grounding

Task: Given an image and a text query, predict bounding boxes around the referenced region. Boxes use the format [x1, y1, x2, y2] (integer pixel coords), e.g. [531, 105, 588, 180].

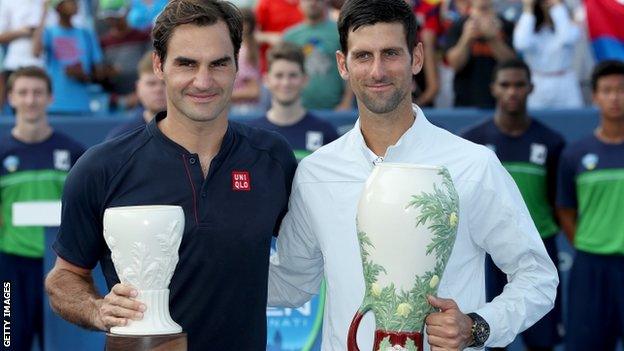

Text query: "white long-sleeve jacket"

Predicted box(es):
[268, 105, 558, 350]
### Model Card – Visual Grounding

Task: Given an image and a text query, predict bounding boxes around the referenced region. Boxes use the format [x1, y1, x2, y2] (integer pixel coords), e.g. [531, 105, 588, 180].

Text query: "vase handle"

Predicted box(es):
[347, 305, 371, 351]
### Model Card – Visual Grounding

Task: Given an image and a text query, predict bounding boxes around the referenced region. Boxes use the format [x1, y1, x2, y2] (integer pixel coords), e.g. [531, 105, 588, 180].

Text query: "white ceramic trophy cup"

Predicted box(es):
[103, 205, 184, 336]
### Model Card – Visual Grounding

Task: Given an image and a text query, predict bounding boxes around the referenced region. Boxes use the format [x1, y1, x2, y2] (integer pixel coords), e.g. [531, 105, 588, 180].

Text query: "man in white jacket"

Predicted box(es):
[268, 0, 558, 350]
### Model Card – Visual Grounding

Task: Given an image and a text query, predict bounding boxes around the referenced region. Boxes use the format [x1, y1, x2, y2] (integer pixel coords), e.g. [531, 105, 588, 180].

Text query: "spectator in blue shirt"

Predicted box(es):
[33, 0, 105, 115]
[247, 42, 338, 161]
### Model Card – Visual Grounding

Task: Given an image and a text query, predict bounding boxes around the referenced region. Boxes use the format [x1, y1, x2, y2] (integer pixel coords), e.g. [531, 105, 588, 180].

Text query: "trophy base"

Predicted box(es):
[106, 332, 187, 351]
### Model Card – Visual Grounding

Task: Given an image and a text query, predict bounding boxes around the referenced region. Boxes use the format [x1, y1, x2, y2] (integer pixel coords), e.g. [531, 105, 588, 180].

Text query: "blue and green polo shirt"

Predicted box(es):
[557, 134, 624, 255]
[462, 118, 565, 239]
[0, 131, 84, 258]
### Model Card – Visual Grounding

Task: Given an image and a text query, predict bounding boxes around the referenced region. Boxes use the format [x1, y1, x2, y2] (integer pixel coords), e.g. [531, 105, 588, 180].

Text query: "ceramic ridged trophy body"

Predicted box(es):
[348, 163, 459, 351]
[103, 205, 184, 336]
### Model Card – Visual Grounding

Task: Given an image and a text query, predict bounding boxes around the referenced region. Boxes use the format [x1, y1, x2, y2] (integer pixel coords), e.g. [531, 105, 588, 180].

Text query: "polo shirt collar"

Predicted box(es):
[147, 111, 235, 159]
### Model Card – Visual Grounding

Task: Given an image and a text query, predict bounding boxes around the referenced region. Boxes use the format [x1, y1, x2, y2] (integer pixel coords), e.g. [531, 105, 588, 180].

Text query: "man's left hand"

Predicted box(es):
[425, 295, 473, 351]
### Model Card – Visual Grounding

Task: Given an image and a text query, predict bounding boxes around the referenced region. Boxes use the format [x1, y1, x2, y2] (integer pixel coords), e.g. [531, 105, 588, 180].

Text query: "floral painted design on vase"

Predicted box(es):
[348, 164, 459, 351]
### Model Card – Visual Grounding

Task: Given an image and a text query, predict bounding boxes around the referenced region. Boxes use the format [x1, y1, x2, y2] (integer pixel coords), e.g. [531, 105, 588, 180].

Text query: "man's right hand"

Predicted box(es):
[94, 283, 146, 331]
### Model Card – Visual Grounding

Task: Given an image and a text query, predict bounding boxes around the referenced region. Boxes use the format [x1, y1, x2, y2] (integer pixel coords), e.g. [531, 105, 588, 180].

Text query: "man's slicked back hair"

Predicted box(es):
[337, 0, 417, 55]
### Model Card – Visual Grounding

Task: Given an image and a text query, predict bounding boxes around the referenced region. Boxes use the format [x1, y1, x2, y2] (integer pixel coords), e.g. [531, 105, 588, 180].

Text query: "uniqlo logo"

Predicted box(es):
[232, 171, 251, 191]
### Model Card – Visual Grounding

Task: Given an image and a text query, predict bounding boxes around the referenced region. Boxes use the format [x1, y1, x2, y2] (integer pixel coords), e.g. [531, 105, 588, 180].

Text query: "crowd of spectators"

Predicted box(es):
[0, 0, 617, 117]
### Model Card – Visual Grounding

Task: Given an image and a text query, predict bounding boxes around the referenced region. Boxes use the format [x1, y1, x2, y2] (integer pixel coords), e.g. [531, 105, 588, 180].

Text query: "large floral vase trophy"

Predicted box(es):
[103, 205, 187, 351]
[347, 164, 459, 351]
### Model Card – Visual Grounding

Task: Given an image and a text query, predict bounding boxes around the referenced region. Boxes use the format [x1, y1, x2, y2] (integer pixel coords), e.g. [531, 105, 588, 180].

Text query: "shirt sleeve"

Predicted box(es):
[87, 28, 104, 65]
[549, 3, 580, 48]
[556, 145, 578, 209]
[53, 148, 107, 269]
[468, 150, 558, 347]
[513, 12, 537, 52]
[0, 0, 10, 33]
[267, 173, 324, 308]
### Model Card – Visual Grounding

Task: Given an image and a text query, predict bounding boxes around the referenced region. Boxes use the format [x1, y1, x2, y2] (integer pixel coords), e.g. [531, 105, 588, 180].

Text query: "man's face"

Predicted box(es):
[491, 68, 532, 115]
[336, 22, 422, 115]
[153, 22, 237, 124]
[58, 0, 78, 17]
[471, 0, 493, 14]
[300, 0, 327, 22]
[8, 77, 52, 123]
[593, 74, 624, 122]
[266, 59, 307, 106]
[136, 72, 167, 115]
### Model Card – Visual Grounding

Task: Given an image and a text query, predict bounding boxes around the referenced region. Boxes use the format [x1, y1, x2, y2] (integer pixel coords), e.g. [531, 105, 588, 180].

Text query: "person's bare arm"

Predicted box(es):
[446, 18, 479, 71]
[255, 31, 283, 47]
[334, 83, 354, 111]
[231, 79, 261, 102]
[556, 207, 577, 244]
[45, 256, 145, 331]
[416, 29, 440, 106]
[487, 35, 516, 61]
[31, 0, 49, 57]
[0, 27, 33, 44]
[480, 16, 516, 61]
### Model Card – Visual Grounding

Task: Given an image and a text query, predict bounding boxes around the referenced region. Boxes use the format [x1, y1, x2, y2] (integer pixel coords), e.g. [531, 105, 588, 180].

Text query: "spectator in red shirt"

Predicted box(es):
[254, 0, 303, 73]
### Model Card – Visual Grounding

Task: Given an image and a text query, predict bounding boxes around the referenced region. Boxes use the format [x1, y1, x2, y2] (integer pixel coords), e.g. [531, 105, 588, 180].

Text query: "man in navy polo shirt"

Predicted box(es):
[44, 1, 297, 350]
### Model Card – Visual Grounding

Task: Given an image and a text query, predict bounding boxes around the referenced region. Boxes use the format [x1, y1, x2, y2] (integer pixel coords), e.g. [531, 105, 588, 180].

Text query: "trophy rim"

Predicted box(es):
[104, 205, 183, 213]
[376, 162, 442, 171]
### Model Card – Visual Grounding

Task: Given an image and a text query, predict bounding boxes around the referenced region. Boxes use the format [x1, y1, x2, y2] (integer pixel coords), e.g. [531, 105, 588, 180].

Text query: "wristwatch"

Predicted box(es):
[467, 312, 490, 349]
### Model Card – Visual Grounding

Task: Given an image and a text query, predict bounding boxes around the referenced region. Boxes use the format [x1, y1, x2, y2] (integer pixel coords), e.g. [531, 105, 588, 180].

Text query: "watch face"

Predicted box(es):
[469, 312, 490, 347]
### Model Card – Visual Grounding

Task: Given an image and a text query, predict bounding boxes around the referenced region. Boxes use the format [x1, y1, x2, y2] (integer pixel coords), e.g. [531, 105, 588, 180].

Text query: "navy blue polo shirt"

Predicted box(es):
[53, 112, 297, 350]
[246, 112, 338, 161]
[461, 118, 565, 238]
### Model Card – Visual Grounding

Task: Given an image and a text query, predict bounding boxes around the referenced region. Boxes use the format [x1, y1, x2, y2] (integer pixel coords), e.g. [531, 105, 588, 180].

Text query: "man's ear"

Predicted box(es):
[152, 51, 164, 79]
[336, 50, 349, 80]
[411, 42, 424, 76]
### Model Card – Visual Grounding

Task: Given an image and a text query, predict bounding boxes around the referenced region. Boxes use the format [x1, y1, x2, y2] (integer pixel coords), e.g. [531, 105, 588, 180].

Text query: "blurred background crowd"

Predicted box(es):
[0, 0, 621, 118]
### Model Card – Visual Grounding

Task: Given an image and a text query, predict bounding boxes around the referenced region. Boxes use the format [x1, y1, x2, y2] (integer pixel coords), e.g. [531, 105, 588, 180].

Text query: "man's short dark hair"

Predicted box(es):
[337, 0, 417, 55]
[267, 42, 306, 74]
[591, 60, 624, 92]
[7, 66, 53, 94]
[492, 58, 532, 83]
[152, 0, 243, 68]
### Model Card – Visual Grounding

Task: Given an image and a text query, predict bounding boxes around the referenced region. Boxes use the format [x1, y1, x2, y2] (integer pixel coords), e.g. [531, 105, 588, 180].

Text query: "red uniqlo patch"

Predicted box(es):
[232, 171, 251, 191]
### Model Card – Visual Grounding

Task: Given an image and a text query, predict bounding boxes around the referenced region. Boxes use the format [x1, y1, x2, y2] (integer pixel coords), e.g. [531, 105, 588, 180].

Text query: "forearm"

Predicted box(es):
[335, 84, 354, 110]
[0, 29, 28, 44]
[559, 216, 576, 243]
[255, 31, 282, 46]
[32, 27, 44, 57]
[231, 80, 260, 102]
[446, 38, 471, 71]
[45, 268, 105, 331]
[556, 208, 577, 244]
[488, 36, 516, 61]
